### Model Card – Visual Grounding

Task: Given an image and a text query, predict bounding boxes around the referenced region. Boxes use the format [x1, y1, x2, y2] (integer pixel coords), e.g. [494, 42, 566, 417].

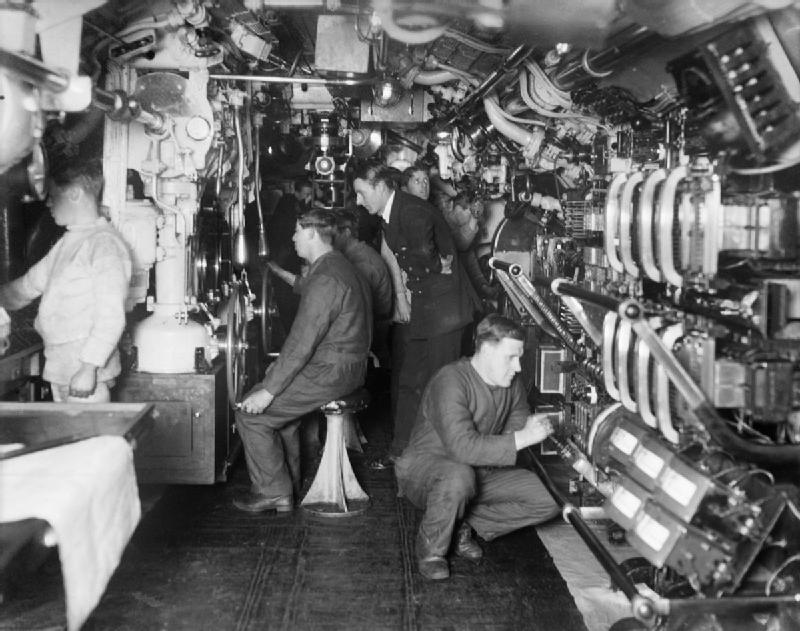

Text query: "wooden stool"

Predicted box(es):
[301, 388, 370, 516]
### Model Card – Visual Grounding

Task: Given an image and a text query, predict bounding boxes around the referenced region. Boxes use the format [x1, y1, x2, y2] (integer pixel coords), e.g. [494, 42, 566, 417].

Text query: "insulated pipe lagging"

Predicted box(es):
[413, 70, 459, 85]
[483, 95, 534, 146]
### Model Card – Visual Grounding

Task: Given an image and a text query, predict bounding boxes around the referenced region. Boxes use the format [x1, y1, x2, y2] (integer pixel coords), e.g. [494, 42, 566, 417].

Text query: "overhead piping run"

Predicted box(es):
[550, 25, 653, 90]
[208, 74, 376, 86]
[445, 45, 532, 125]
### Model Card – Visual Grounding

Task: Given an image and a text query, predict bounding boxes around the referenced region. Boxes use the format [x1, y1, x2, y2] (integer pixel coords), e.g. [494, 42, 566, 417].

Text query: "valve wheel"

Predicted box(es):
[255, 271, 274, 358]
[225, 284, 249, 408]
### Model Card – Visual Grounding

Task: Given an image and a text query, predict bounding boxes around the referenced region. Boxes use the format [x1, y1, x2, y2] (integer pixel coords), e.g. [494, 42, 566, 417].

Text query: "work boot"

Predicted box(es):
[418, 555, 449, 580]
[232, 492, 293, 513]
[455, 522, 483, 560]
[416, 532, 449, 580]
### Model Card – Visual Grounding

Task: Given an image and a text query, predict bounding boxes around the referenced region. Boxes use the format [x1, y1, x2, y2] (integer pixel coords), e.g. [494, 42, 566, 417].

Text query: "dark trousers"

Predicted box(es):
[390, 325, 463, 455]
[236, 360, 365, 497]
[396, 455, 560, 556]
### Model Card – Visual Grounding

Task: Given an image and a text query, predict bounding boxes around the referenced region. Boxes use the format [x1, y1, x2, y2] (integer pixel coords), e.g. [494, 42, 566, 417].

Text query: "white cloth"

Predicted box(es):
[0, 436, 141, 630]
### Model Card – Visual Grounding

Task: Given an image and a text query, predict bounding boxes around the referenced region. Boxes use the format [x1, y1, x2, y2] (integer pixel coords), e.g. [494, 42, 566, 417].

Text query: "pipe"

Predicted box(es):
[209, 74, 376, 86]
[253, 118, 268, 259]
[232, 106, 247, 267]
[446, 45, 532, 125]
[515, 275, 582, 356]
[495, 269, 558, 337]
[548, 277, 622, 313]
[483, 95, 534, 146]
[659, 594, 800, 617]
[550, 25, 653, 90]
[488, 257, 522, 276]
[0, 47, 69, 92]
[413, 70, 459, 85]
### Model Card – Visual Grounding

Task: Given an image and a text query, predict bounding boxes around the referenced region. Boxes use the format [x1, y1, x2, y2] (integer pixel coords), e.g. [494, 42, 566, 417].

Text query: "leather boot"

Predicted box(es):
[416, 532, 449, 580]
[455, 522, 483, 560]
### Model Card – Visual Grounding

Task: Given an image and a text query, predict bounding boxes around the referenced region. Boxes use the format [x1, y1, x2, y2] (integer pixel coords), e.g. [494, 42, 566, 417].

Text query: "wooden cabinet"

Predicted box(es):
[116, 362, 237, 484]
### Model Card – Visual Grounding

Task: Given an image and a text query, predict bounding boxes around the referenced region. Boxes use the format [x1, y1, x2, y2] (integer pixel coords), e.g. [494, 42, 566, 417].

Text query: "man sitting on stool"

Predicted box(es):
[395, 314, 559, 580]
[235, 208, 372, 513]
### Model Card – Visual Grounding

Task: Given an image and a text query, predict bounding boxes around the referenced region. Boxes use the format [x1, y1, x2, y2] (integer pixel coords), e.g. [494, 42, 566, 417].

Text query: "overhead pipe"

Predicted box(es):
[550, 25, 654, 90]
[209, 74, 376, 86]
[445, 45, 532, 125]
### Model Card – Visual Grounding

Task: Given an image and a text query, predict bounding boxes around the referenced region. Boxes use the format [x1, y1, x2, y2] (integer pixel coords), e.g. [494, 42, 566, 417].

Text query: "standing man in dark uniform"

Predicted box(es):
[266, 179, 313, 336]
[332, 209, 393, 321]
[353, 160, 473, 458]
[234, 208, 372, 512]
[395, 314, 559, 580]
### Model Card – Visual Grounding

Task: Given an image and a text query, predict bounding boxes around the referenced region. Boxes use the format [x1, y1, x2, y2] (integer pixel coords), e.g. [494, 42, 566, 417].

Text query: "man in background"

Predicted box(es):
[353, 160, 474, 459]
[266, 179, 313, 336]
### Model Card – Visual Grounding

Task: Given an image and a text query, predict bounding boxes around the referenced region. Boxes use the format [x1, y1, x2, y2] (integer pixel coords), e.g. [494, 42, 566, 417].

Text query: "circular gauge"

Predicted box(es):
[186, 115, 211, 141]
[315, 155, 335, 176]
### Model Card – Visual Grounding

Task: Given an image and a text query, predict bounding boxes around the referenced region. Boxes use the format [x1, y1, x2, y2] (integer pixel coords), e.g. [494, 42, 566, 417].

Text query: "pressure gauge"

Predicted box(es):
[186, 116, 211, 141]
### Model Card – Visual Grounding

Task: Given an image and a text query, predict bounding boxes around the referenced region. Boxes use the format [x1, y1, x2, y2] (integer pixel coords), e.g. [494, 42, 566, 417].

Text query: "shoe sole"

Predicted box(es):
[419, 570, 449, 580]
[233, 502, 294, 513]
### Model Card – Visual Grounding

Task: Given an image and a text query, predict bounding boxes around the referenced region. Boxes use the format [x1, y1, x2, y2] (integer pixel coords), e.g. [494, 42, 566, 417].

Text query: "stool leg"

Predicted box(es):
[301, 412, 368, 512]
[343, 414, 364, 452]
